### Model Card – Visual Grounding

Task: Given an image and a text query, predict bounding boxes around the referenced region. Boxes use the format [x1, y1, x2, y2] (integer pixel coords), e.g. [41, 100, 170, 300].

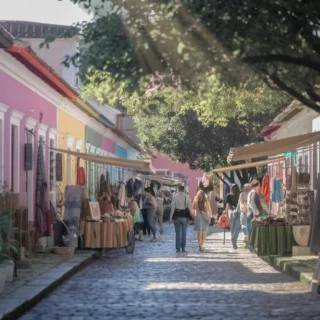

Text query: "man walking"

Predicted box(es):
[170, 186, 192, 252]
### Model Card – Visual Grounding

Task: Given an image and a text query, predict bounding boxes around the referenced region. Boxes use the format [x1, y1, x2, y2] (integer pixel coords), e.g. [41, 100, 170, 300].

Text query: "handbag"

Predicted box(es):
[200, 209, 211, 224]
[185, 196, 193, 220]
[298, 165, 310, 185]
[240, 201, 247, 213]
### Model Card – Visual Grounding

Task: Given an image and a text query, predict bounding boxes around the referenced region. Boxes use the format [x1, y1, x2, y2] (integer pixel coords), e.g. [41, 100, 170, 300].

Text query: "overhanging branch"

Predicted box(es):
[243, 54, 320, 73]
[269, 75, 320, 114]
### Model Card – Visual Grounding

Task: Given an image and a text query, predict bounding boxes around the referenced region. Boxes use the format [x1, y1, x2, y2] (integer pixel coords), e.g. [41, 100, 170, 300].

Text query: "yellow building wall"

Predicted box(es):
[58, 109, 86, 196]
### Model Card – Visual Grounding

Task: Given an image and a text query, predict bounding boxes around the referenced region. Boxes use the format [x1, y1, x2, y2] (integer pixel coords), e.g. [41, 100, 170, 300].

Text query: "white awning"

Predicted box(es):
[52, 148, 155, 173]
[136, 173, 183, 186]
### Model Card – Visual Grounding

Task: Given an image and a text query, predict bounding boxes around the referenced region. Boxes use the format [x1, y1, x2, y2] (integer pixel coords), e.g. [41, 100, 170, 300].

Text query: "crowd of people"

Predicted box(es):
[127, 180, 266, 253]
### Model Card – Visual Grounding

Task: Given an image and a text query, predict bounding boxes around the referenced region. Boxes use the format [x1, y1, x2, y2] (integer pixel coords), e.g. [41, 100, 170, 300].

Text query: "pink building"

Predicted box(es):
[0, 51, 59, 222]
[152, 153, 205, 199]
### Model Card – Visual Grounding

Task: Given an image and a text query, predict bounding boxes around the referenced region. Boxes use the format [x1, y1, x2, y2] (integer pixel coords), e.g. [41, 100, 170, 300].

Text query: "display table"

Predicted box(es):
[249, 225, 297, 256]
[79, 219, 133, 249]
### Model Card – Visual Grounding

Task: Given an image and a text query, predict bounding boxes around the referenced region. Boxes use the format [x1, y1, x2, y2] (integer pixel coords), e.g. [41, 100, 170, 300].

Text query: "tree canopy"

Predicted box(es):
[81, 72, 288, 171]
[57, 0, 320, 112]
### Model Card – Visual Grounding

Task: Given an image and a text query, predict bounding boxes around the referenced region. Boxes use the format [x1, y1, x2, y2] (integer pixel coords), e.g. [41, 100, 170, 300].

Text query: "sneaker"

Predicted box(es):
[160, 229, 163, 235]
[151, 237, 158, 242]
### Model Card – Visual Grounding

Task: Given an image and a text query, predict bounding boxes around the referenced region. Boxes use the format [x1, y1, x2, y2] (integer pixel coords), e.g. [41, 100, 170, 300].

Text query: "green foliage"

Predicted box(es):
[81, 68, 290, 171]
[0, 209, 18, 262]
[59, 0, 320, 111]
[122, 87, 285, 171]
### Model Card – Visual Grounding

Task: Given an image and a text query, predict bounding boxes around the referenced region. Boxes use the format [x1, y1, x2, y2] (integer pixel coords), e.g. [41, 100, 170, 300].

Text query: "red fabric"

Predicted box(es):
[76, 158, 86, 186]
[261, 175, 270, 203]
[77, 167, 86, 186]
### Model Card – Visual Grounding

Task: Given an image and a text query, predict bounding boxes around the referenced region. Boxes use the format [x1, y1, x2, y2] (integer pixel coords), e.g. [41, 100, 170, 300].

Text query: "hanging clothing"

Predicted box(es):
[105, 170, 112, 196]
[55, 153, 63, 182]
[76, 158, 86, 186]
[64, 185, 83, 221]
[308, 174, 320, 252]
[261, 175, 270, 203]
[99, 174, 106, 197]
[118, 182, 127, 208]
[271, 179, 283, 202]
[127, 178, 144, 198]
[126, 178, 135, 197]
[35, 138, 51, 241]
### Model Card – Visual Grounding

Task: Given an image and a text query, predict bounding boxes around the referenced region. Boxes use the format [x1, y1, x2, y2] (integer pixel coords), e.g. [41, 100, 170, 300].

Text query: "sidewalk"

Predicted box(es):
[0, 250, 100, 320]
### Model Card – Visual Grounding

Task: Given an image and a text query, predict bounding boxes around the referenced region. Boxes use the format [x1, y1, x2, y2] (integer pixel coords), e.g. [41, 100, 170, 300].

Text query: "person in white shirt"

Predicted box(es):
[170, 186, 192, 252]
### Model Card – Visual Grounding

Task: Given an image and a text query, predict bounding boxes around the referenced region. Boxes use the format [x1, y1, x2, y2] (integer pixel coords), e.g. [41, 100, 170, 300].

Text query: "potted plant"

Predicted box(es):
[0, 209, 18, 292]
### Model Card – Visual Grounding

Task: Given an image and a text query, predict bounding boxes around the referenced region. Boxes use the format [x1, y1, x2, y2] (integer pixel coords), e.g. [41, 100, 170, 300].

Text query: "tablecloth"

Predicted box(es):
[250, 225, 297, 256]
[79, 219, 133, 249]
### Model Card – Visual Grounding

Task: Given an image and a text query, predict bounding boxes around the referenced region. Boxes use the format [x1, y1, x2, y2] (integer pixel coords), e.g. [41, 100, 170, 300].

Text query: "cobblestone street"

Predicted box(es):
[20, 225, 320, 320]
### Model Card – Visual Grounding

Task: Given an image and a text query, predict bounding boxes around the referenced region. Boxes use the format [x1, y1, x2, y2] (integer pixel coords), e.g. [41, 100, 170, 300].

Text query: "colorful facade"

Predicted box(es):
[0, 49, 59, 221]
[0, 23, 142, 232]
[151, 153, 205, 199]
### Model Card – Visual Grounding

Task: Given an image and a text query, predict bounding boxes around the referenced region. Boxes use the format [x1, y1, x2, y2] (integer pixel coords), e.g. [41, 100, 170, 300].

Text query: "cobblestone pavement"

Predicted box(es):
[20, 225, 320, 320]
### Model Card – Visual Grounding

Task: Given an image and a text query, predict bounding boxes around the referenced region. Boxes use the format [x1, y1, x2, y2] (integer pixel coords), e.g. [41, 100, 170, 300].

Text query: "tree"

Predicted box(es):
[83, 70, 290, 127]
[57, 0, 320, 113]
[95, 78, 286, 173]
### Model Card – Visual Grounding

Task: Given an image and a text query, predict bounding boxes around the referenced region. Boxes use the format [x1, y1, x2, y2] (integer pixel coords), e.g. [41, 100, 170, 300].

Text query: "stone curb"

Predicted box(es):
[0, 251, 101, 320]
[261, 255, 319, 293]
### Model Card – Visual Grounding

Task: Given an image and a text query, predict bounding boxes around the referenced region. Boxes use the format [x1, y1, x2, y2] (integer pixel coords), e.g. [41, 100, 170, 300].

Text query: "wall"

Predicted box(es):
[58, 109, 85, 194]
[26, 38, 79, 88]
[270, 108, 317, 140]
[116, 144, 128, 159]
[0, 69, 57, 220]
[151, 153, 205, 199]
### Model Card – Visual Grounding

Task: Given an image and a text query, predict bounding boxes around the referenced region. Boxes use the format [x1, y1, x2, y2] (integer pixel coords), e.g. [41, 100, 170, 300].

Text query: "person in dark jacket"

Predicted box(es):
[226, 184, 240, 249]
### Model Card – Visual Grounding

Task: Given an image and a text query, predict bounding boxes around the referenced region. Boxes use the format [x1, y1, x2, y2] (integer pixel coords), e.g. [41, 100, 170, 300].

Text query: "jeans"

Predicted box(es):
[147, 208, 157, 237]
[247, 219, 253, 252]
[228, 210, 241, 245]
[174, 217, 188, 250]
[240, 212, 248, 236]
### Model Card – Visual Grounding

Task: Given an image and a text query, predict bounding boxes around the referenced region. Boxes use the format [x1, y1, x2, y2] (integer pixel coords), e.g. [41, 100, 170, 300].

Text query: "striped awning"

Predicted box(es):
[227, 132, 320, 163]
[213, 157, 285, 173]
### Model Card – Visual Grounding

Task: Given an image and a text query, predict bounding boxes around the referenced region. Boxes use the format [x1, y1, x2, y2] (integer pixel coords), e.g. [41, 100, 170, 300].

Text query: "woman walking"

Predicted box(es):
[193, 190, 212, 251]
[143, 187, 158, 242]
[237, 184, 251, 236]
[156, 190, 165, 234]
[247, 180, 264, 252]
[226, 184, 241, 249]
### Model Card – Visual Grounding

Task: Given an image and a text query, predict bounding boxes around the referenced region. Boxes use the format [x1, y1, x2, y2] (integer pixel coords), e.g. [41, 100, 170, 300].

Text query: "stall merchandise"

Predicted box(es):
[250, 224, 297, 256]
[80, 215, 133, 249]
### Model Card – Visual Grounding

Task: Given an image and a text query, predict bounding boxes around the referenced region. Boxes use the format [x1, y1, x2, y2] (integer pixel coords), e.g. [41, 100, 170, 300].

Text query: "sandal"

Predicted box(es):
[151, 237, 158, 243]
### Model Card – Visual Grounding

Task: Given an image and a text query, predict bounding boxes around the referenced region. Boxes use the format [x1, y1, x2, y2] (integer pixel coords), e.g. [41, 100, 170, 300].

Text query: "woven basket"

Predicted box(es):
[53, 247, 75, 255]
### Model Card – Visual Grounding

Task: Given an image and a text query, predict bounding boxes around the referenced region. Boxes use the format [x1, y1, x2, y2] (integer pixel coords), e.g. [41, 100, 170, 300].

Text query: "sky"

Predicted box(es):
[0, 0, 91, 25]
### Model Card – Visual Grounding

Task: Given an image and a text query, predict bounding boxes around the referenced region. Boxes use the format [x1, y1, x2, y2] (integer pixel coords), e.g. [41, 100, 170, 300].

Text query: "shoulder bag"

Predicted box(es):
[185, 196, 193, 220]
[200, 202, 211, 224]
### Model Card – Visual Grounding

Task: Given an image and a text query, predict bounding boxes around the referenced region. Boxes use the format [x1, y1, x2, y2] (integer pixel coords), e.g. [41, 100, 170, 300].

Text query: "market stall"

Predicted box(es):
[51, 148, 157, 253]
[52, 148, 182, 252]
[224, 133, 320, 257]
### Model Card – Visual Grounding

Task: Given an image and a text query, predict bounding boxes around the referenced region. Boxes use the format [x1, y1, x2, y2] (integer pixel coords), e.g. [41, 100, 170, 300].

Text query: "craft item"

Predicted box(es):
[89, 202, 101, 221]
